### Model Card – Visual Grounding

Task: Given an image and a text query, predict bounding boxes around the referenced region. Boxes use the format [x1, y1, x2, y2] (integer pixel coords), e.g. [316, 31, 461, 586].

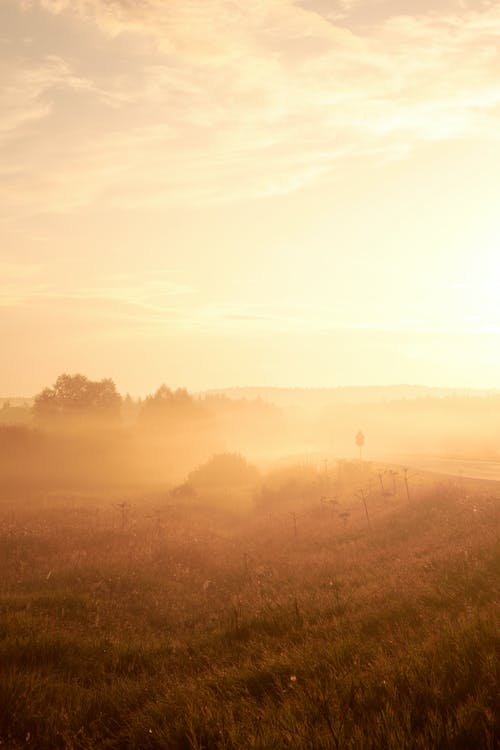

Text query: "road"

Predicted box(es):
[389, 455, 500, 483]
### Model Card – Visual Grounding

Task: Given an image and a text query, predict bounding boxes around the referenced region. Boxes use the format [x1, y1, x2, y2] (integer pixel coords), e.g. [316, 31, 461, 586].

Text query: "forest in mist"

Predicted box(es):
[2, 373, 500, 498]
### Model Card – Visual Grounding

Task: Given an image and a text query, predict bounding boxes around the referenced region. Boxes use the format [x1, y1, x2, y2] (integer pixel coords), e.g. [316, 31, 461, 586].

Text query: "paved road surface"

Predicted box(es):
[390, 455, 500, 483]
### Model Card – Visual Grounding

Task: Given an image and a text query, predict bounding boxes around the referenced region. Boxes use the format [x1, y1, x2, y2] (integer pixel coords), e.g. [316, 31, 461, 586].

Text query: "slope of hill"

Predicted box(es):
[0, 468, 498, 749]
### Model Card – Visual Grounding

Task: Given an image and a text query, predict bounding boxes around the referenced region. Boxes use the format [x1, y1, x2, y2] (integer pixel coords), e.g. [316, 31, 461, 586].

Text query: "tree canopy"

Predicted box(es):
[33, 373, 122, 427]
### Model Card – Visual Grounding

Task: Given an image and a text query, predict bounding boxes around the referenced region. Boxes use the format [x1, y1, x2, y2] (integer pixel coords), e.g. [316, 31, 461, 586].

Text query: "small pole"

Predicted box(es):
[322, 459, 329, 492]
[378, 472, 385, 494]
[403, 468, 411, 503]
[358, 489, 372, 532]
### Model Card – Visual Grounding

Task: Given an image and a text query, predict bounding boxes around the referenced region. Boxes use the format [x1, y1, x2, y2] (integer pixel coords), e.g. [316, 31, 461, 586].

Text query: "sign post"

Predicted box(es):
[355, 430, 365, 462]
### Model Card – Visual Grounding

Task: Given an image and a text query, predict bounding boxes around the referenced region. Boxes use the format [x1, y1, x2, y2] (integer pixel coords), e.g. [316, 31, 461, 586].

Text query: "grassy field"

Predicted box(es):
[0, 466, 498, 749]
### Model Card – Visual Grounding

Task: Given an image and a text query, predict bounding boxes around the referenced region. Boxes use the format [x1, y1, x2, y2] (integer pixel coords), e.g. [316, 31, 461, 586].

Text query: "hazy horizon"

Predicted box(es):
[2, 381, 499, 403]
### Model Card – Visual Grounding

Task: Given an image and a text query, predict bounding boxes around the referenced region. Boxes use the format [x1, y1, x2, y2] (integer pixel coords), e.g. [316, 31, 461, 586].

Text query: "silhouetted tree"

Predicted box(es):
[138, 385, 206, 429]
[33, 373, 122, 427]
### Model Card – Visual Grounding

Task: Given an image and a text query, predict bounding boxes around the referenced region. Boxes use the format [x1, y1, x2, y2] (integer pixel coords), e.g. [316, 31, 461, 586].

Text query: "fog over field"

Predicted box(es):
[3, 380, 500, 493]
[1, 0, 500, 747]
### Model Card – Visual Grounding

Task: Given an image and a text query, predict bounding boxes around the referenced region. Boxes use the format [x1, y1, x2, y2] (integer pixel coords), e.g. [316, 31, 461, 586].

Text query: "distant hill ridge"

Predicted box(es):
[200, 385, 498, 407]
[3, 386, 499, 410]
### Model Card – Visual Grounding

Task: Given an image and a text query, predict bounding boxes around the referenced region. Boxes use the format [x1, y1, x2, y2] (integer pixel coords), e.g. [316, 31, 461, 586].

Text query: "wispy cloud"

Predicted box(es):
[3, 0, 500, 217]
[0, 266, 194, 314]
[0, 53, 92, 141]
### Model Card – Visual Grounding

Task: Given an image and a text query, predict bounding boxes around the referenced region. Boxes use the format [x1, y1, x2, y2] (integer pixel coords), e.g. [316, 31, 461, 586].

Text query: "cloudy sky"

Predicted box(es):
[1, 0, 500, 395]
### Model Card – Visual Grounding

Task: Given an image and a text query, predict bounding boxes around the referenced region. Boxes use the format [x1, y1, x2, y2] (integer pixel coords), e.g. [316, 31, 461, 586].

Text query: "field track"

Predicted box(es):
[393, 455, 500, 483]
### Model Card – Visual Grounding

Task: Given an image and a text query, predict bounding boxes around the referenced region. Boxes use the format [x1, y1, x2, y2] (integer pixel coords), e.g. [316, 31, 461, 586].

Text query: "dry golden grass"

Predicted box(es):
[0, 464, 498, 749]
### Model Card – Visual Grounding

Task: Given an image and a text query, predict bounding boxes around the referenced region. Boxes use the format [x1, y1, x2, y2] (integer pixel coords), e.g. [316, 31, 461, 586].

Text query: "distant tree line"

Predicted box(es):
[31, 374, 211, 430]
[26, 373, 282, 434]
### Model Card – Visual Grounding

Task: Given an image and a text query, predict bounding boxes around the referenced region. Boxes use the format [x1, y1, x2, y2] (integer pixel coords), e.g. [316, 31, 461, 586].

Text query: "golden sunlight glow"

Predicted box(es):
[1, 0, 500, 394]
[1, 9, 500, 739]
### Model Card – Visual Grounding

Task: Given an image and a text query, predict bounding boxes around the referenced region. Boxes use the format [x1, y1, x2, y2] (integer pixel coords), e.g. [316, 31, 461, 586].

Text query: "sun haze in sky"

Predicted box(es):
[1, 0, 500, 395]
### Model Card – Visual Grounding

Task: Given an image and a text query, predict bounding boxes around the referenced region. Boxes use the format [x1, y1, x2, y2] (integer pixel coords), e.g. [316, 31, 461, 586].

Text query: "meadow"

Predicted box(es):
[0, 463, 498, 749]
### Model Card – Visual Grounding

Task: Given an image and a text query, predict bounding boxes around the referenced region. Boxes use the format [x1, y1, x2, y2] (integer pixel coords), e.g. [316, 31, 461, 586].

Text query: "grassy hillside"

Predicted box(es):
[0, 469, 498, 749]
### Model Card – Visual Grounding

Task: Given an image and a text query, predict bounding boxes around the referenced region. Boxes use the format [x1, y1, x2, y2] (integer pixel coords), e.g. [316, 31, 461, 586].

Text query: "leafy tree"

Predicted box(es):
[33, 373, 122, 427]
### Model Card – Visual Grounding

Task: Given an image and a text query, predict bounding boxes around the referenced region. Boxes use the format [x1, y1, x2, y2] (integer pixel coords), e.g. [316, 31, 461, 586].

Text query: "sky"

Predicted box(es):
[1, 0, 500, 396]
